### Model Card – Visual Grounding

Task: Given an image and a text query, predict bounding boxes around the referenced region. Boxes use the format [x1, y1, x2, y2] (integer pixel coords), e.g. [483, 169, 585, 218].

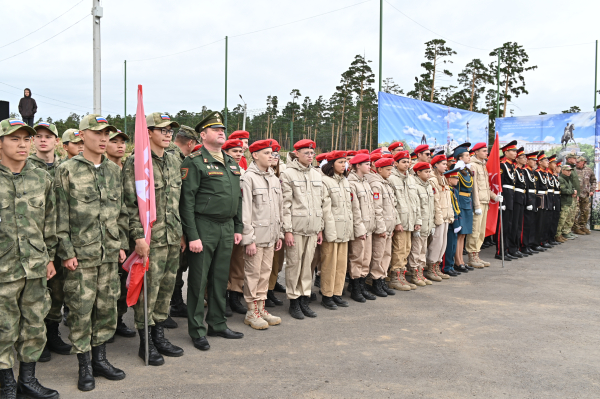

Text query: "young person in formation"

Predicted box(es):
[425, 154, 452, 282]
[452, 144, 475, 272]
[365, 157, 399, 297]
[441, 168, 463, 277]
[406, 162, 435, 287]
[347, 154, 377, 302]
[28, 122, 61, 178]
[240, 139, 283, 330]
[61, 128, 84, 159]
[320, 151, 353, 310]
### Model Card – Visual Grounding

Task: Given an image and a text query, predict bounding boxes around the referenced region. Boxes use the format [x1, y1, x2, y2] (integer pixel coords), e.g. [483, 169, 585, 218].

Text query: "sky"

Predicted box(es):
[1, 0, 598, 122]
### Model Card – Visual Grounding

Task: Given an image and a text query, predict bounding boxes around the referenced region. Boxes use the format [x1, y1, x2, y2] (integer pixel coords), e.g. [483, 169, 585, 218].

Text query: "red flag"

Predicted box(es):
[239, 155, 248, 170]
[485, 133, 503, 236]
[122, 85, 156, 307]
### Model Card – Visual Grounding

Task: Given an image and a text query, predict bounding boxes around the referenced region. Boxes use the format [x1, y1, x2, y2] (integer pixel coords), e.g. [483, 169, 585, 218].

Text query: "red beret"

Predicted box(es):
[371, 148, 383, 155]
[229, 130, 250, 140]
[388, 142, 403, 151]
[430, 154, 447, 165]
[271, 139, 281, 152]
[357, 149, 369, 154]
[222, 139, 243, 151]
[393, 150, 410, 161]
[347, 151, 357, 156]
[316, 153, 329, 162]
[383, 153, 393, 158]
[327, 151, 347, 162]
[249, 139, 276, 153]
[294, 139, 316, 150]
[413, 162, 431, 172]
[375, 158, 394, 168]
[350, 153, 370, 164]
[414, 144, 429, 154]
[370, 153, 383, 163]
[471, 142, 487, 152]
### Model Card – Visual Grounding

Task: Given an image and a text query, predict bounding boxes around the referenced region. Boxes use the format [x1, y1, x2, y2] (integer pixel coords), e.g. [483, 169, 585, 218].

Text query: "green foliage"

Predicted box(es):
[561, 106, 581, 114]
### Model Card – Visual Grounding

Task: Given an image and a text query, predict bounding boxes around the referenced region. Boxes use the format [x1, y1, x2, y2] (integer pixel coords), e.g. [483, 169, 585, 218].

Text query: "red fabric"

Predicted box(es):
[122, 85, 155, 307]
[316, 153, 329, 162]
[249, 139, 275, 153]
[393, 151, 409, 161]
[388, 142, 403, 151]
[350, 153, 370, 164]
[370, 153, 383, 163]
[485, 134, 503, 237]
[229, 130, 250, 140]
[430, 154, 447, 165]
[357, 149, 369, 154]
[326, 151, 347, 162]
[239, 156, 248, 170]
[193, 144, 202, 152]
[413, 162, 431, 172]
[222, 139, 243, 150]
[293, 139, 316, 150]
[471, 142, 487, 152]
[374, 158, 394, 168]
[414, 144, 429, 154]
[371, 148, 382, 155]
[347, 151, 357, 156]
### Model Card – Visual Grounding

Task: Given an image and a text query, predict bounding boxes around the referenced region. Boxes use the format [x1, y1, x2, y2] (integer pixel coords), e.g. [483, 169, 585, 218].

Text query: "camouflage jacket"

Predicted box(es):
[55, 155, 128, 268]
[123, 150, 183, 247]
[27, 153, 62, 179]
[166, 142, 185, 168]
[575, 166, 597, 197]
[0, 162, 57, 282]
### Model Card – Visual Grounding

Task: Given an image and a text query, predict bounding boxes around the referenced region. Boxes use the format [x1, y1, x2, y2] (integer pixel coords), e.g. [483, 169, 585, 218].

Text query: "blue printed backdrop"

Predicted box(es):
[378, 92, 489, 152]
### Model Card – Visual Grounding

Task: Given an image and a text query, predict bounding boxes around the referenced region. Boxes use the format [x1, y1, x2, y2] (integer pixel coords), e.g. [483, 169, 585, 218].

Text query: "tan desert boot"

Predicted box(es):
[407, 268, 426, 287]
[419, 268, 433, 285]
[388, 270, 412, 291]
[475, 253, 490, 267]
[435, 262, 450, 279]
[259, 300, 281, 326]
[468, 253, 484, 268]
[244, 301, 268, 330]
[424, 264, 442, 282]
[403, 270, 417, 289]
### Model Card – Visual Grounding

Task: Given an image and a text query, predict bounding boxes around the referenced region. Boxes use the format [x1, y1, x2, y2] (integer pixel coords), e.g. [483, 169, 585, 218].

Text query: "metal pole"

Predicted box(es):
[242, 104, 247, 131]
[224, 36, 228, 129]
[499, 199, 505, 268]
[143, 272, 149, 366]
[290, 98, 295, 151]
[595, 40, 598, 111]
[92, 0, 102, 114]
[124, 60, 127, 137]
[496, 49, 501, 119]
[378, 0, 383, 92]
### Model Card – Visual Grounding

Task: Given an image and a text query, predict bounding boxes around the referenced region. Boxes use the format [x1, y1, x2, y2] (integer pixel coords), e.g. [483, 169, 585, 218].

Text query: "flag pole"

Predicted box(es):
[143, 271, 149, 366]
[499, 200, 505, 268]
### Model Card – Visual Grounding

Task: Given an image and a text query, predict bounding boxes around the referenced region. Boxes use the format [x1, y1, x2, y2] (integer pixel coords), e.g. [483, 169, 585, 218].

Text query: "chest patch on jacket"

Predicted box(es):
[350, 193, 354, 201]
[232, 171, 241, 176]
[373, 193, 380, 200]
[208, 171, 224, 176]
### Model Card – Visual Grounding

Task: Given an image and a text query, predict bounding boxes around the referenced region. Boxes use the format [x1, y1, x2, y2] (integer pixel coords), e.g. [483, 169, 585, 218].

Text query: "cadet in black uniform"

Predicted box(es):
[521, 152, 539, 254]
[495, 141, 517, 261]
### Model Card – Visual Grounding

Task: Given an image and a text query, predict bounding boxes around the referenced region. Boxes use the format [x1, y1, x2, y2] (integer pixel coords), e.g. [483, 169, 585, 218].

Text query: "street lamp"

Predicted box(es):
[239, 94, 247, 131]
[466, 121, 470, 142]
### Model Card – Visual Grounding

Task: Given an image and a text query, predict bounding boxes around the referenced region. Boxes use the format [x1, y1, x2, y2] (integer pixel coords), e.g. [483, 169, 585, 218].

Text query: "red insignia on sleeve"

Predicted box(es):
[373, 193, 380, 200]
[350, 192, 354, 201]
[181, 168, 189, 180]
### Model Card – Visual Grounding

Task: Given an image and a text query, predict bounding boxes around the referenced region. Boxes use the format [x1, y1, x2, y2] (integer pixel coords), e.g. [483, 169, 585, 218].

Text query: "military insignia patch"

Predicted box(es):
[232, 171, 241, 176]
[230, 165, 237, 170]
[208, 171, 224, 176]
[181, 168, 189, 180]
[373, 193, 380, 200]
[350, 192, 354, 201]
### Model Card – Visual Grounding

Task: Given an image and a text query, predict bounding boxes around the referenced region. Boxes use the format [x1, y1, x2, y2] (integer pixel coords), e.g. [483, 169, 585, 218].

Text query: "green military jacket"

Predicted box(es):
[55, 155, 128, 268]
[28, 153, 62, 179]
[123, 150, 183, 247]
[0, 162, 57, 282]
[179, 146, 243, 242]
[559, 174, 574, 207]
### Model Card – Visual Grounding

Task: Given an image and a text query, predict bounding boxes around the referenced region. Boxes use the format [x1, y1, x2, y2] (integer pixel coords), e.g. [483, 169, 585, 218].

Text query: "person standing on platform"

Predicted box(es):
[522, 152, 539, 253]
[18, 89, 37, 126]
[495, 141, 517, 261]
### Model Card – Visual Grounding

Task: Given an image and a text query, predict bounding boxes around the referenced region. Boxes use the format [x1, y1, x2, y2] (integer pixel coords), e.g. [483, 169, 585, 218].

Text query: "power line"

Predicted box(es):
[128, 39, 224, 62]
[0, 0, 85, 49]
[0, 14, 89, 63]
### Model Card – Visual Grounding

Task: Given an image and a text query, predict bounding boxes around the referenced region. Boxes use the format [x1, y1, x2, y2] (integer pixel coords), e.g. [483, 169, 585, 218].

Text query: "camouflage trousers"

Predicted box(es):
[568, 198, 580, 230]
[45, 256, 65, 324]
[557, 205, 574, 236]
[574, 196, 591, 230]
[133, 245, 180, 330]
[0, 278, 50, 368]
[64, 263, 120, 354]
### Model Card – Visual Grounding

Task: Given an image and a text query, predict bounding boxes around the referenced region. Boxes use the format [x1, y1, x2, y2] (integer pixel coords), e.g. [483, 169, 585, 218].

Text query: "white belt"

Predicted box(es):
[528, 189, 537, 193]
[514, 188, 525, 193]
[538, 190, 546, 194]
[503, 185, 514, 190]
[548, 190, 554, 194]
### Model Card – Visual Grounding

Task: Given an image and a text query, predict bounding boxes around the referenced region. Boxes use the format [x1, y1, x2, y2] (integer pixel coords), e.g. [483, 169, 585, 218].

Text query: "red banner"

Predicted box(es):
[485, 133, 502, 236]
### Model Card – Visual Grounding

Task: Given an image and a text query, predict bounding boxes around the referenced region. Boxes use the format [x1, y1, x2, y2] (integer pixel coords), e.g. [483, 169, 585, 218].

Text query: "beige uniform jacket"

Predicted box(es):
[470, 156, 497, 209]
[322, 174, 353, 243]
[428, 172, 453, 225]
[365, 172, 399, 235]
[347, 171, 376, 238]
[389, 168, 420, 231]
[240, 162, 283, 247]
[414, 176, 435, 236]
[280, 158, 324, 236]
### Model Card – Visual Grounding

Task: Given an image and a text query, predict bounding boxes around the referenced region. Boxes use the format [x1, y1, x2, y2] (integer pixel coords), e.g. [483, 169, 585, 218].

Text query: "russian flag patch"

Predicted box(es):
[95, 117, 108, 123]
[373, 193, 380, 200]
[74, 130, 80, 136]
[38, 122, 50, 127]
[9, 120, 25, 126]
[161, 115, 170, 120]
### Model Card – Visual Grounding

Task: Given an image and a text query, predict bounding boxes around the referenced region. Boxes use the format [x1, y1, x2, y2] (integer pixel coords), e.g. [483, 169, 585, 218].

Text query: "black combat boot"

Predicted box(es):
[332, 295, 349, 307]
[162, 315, 178, 329]
[91, 344, 126, 381]
[76, 352, 95, 391]
[115, 315, 136, 338]
[16, 362, 59, 399]
[38, 345, 51, 362]
[298, 296, 317, 318]
[225, 293, 233, 317]
[138, 329, 164, 366]
[370, 279, 388, 297]
[273, 282, 286, 293]
[0, 368, 17, 399]
[288, 299, 304, 320]
[228, 291, 247, 315]
[45, 321, 72, 355]
[267, 290, 283, 306]
[359, 278, 376, 300]
[350, 279, 366, 303]
[151, 323, 184, 357]
[380, 279, 395, 296]
[314, 275, 321, 288]
[321, 295, 337, 310]
[169, 286, 188, 318]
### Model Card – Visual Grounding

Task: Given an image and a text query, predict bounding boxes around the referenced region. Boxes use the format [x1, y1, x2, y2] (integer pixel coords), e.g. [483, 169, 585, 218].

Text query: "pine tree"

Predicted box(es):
[457, 59, 491, 111]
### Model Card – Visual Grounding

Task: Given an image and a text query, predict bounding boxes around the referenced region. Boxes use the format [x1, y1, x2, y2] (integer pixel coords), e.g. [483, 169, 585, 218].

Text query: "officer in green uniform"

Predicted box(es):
[179, 111, 244, 351]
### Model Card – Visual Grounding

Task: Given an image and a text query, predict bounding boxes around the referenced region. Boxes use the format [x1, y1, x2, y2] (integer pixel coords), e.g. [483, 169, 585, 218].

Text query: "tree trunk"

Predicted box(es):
[470, 74, 475, 112]
[331, 123, 335, 150]
[358, 82, 364, 148]
[503, 69, 510, 117]
[430, 47, 438, 102]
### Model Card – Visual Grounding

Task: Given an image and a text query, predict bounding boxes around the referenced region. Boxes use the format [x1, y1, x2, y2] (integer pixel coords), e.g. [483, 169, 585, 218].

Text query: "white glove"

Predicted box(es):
[455, 160, 466, 170]
[553, 206, 556, 210]
[454, 226, 462, 234]
[320, 159, 328, 168]
[474, 208, 482, 215]
[501, 205, 506, 211]
[526, 205, 533, 211]
[466, 163, 471, 170]
[496, 194, 503, 202]
[431, 227, 436, 236]
[412, 230, 421, 238]
[345, 161, 350, 171]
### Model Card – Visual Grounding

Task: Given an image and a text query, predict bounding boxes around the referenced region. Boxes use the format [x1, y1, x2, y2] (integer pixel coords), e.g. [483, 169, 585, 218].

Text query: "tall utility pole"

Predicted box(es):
[496, 50, 502, 119]
[594, 40, 598, 111]
[224, 36, 228, 129]
[378, 0, 383, 92]
[239, 94, 247, 131]
[124, 60, 127, 137]
[92, 0, 102, 115]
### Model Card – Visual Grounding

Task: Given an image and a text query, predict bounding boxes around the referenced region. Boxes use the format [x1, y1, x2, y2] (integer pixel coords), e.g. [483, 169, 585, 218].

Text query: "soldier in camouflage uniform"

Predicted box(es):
[55, 115, 128, 391]
[123, 113, 185, 366]
[61, 128, 84, 159]
[0, 118, 59, 399]
[564, 153, 580, 238]
[28, 122, 61, 178]
[573, 156, 597, 234]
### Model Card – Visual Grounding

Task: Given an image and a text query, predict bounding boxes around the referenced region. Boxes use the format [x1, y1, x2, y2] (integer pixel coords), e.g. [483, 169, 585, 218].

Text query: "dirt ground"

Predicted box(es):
[31, 233, 599, 398]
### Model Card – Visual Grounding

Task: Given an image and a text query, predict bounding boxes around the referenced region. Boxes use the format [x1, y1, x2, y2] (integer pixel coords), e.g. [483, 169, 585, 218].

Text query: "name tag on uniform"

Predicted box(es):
[208, 171, 223, 176]
[232, 171, 241, 176]
[373, 193, 380, 200]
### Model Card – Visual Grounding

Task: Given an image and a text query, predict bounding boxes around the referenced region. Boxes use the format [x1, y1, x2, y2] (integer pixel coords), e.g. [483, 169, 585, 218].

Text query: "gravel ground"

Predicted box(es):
[30, 233, 600, 398]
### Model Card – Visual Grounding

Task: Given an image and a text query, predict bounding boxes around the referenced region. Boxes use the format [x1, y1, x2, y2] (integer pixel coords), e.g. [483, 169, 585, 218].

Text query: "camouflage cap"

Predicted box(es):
[178, 125, 200, 142]
[33, 121, 59, 137]
[0, 118, 36, 137]
[146, 112, 180, 129]
[562, 164, 573, 171]
[109, 129, 129, 141]
[576, 156, 587, 163]
[79, 114, 117, 132]
[62, 128, 82, 143]
[195, 111, 225, 133]
[565, 151, 577, 159]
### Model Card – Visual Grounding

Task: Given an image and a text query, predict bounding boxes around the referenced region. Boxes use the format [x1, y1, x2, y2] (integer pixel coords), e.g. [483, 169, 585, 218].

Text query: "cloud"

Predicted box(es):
[403, 126, 425, 138]
[543, 136, 554, 142]
[443, 111, 463, 124]
[417, 113, 431, 121]
[565, 112, 596, 128]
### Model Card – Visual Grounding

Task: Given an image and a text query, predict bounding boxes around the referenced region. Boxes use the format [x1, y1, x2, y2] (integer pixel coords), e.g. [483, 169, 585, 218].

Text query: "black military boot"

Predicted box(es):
[314, 275, 321, 288]
[169, 286, 188, 318]
[359, 278, 376, 300]
[321, 295, 337, 310]
[225, 293, 233, 317]
[151, 323, 184, 357]
[288, 299, 304, 320]
[0, 368, 17, 399]
[38, 344, 51, 362]
[45, 321, 72, 355]
[162, 315, 178, 329]
[332, 295, 349, 307]
[62, 306, 69, 326]
[76, 352, 95, 392]
[91, 344, 126, 381]
[16, 362, 59, 399]
[267, 290, 283, 306]
[298, 296, 317, 318]
[370, 279, 388, 297]
[228, 291, 247, 315]
[350, 279, 366, 303]
[380, 279, 395, 296]
[274, 282, 286, 293]
[138, 329, 164, 366]
[115, 315, 136, 338]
